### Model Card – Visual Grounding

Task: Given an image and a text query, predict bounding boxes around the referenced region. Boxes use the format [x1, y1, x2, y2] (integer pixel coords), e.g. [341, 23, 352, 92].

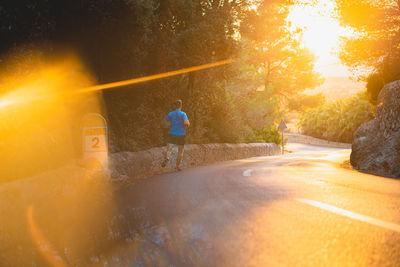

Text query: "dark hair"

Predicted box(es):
[174, 99, 182, 109]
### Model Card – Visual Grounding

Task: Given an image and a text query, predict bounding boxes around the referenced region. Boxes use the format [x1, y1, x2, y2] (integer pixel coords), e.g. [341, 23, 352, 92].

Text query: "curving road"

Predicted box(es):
[101, 143, 400, 266]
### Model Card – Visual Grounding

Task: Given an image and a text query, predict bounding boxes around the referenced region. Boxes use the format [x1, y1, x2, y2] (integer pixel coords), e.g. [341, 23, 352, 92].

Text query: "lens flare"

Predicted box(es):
[0, 50, 104, 181]
[0, 99, 14, 107]
[27, 205, 69, 267]
[0, 58, 236, 109]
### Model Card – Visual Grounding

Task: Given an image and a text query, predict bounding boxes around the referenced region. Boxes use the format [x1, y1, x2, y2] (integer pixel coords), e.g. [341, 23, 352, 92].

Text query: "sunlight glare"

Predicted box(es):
[0, 49, 118, 265]
[0, 99, 14, 108]
[287, 0, 352, 76]
[0, 50, 105, 181]
[249, 4, 258, 11]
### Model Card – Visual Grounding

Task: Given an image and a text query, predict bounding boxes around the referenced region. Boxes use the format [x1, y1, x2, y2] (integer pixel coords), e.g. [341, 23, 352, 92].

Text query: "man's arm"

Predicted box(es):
[184, 119, 190, 128]
[163, 120, 171, 128]
[183, 112, 190, 129]
[163, 114, 171, 128]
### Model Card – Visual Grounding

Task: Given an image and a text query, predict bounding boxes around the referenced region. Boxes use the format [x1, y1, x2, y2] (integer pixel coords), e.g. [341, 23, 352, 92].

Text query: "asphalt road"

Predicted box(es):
[100, 143, 400, 266]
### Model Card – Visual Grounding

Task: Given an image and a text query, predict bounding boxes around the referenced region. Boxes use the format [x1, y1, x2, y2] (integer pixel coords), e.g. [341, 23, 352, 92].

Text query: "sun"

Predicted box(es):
[287, 0, 352, 77]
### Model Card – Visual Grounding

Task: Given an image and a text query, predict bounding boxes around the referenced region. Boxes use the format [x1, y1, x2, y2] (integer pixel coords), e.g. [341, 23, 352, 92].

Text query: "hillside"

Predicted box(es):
[303, 76, 365, 101]
[285, 76, 366, 133]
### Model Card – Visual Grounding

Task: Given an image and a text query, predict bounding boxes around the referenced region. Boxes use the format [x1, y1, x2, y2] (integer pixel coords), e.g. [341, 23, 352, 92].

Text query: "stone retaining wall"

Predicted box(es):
[286, 133, 351, 149]
[109, 143, 281, 179]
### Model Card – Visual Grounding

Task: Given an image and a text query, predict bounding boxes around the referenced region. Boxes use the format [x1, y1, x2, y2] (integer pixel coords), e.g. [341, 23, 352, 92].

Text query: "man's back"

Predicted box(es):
[166, 110, 188, 136]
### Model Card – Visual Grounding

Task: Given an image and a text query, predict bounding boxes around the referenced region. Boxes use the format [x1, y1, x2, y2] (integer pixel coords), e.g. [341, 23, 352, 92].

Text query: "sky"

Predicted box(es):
[287, 0, 353, 78]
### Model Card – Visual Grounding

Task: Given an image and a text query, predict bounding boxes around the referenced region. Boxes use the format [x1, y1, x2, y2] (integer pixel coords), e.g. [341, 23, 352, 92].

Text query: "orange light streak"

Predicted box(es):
[74, 58, 237, 95]
[27, 205, 69, 267]
[0, 58, 236, 108]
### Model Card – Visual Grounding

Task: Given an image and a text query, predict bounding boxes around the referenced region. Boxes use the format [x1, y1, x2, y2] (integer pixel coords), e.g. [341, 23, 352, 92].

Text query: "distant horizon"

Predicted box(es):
[319, 75, 363, 80]
[315, 60, 355, 79]
[304, 75, 366, 101]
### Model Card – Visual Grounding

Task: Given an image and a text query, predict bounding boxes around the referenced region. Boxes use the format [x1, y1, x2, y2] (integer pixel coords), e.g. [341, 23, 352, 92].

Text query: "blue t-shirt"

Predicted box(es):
[165, 110, 188, 136]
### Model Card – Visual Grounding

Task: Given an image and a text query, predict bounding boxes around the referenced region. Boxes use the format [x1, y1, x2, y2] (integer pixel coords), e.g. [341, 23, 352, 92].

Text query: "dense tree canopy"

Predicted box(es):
[240, 0, 323, 99]
[335, 0, 400, 103]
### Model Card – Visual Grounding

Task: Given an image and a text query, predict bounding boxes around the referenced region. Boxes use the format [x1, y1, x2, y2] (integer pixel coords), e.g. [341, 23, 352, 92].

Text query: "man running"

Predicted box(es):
[161, 99, 190, 171]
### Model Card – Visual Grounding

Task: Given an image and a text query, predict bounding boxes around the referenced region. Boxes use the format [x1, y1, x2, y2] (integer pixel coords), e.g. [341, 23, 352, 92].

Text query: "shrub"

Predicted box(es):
[298, 92, 373, 143]
[251, 126, 282, 145]
[288, 93, 326, 112]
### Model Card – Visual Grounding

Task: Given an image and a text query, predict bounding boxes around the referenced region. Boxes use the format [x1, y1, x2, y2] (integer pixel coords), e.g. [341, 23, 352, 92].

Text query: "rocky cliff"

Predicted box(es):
[351, 80, 400, 177]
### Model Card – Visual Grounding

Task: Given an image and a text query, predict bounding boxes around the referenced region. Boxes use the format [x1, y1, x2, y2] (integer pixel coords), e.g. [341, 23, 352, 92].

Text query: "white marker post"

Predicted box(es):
[82, 113, 108, 169]
[278, 119, 287, 155]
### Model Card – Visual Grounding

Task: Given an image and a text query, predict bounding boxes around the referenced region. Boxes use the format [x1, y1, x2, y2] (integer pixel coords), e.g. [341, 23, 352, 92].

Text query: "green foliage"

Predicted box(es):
[240, 1, 323, 99]
[366, 72, 384, 105]
[298, 92, 373, 143]
[335, 0, 400, 88]
[197, 84, 282, 145]
[252, 126, 282, 145]
[288, 93, 326, 112]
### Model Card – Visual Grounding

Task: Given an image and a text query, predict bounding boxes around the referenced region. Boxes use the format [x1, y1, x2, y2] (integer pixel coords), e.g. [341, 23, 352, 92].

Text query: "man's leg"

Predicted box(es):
[176, 145, 184, 168]
[162, 143, 174, 167]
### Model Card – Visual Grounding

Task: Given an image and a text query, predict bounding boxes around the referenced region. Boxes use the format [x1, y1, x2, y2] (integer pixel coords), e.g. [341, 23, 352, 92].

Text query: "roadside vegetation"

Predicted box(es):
[298, 92, 373, 143]
[335, 0, 400, 106]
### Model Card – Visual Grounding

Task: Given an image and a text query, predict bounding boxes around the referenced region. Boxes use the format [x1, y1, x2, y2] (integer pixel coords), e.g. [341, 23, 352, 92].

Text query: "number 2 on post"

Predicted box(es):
[92, 137, 100, 149]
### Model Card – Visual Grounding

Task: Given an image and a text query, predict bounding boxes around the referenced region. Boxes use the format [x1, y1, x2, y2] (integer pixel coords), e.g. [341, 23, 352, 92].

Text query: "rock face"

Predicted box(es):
[351, 80, 400, 177]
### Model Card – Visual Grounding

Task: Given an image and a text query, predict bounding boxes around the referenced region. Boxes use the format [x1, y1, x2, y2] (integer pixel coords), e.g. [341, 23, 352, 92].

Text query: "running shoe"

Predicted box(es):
[175, 166, 182, 172]
[161, 159, 168, 167]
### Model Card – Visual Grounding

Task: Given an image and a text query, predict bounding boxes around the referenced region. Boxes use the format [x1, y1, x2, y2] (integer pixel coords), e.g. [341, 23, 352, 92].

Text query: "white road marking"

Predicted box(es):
[296, 199, 400, 233]
[243, 169, 253, 177]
